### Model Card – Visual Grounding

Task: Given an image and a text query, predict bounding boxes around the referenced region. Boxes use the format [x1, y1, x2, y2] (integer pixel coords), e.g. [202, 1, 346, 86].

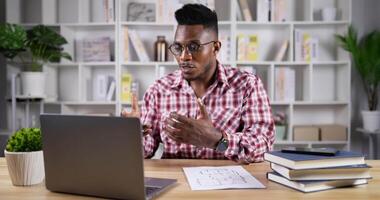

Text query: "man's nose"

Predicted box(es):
[180, 48, 192, 61]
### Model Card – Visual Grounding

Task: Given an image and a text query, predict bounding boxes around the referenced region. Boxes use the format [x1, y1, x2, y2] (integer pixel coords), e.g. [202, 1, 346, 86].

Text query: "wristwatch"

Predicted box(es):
[215, 131, 228, 152]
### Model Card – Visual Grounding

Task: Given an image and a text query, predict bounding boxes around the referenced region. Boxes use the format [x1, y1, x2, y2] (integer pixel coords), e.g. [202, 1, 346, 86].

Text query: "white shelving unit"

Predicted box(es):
[6, 0, 351, 150]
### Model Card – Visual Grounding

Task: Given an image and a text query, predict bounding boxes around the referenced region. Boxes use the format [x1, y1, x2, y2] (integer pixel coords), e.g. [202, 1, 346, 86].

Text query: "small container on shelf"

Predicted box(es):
[154, 36, 168, 62]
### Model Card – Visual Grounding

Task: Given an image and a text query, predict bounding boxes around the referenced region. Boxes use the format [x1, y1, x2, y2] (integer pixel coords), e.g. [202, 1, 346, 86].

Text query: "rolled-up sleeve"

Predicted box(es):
[140, 86, 161, 158]
[224, 77, 275, 163]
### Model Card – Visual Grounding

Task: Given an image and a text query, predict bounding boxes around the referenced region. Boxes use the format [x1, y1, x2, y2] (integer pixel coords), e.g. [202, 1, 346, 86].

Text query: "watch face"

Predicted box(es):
[216, 138, 228, 152]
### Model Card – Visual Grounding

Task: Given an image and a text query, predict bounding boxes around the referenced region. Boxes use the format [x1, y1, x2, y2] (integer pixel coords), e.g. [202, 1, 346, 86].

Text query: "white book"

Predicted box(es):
[273, 0, 287, 22]
[294, 29, 303, 61]
[257, 0, 270, 22]
[239, 0, 252, 21]
[236, 0, 243, 21]
[275, 67, 295, 101]
[274, 40, 289, 61]
[122, 27, 129, 62]
[128, 29, 150, 62]
[107, 0, 115, 22]
[93, 75, 108, 101]
[106, 80, 116, 101]
[310, 38, 319, 61]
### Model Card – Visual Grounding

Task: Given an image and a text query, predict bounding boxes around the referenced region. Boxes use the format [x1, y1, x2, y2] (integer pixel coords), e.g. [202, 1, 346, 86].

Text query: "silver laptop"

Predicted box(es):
[40, 114, 176, 200]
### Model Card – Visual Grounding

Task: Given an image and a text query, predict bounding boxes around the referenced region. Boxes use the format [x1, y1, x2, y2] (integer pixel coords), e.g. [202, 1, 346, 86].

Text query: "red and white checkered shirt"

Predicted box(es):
[141, 63, 275, 163]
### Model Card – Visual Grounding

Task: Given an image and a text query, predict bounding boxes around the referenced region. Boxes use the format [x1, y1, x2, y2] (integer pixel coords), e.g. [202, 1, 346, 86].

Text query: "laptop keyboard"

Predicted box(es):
[145, 186, 161, 196]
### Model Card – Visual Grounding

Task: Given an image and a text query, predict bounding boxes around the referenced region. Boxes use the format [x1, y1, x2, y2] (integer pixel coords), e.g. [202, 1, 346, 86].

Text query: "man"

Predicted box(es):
[123, 4, 274, 164]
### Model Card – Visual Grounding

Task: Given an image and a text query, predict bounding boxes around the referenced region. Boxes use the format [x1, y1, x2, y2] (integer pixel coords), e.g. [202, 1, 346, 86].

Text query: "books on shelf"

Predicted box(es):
[239, 0, 253, 21]
[76, 37, 111, 62]
[237, 34, 259, 61]
[275, 67, 295, 101]
[90, 0, 114, 22]
[255, 0, 288, 22]
[128, 29, 150, 62]
[270, 163, 372, 181]
[217, 34, 231, 63]
[264, 151, 365, 170]
[294, 29, 319, 62]
[274, 40, 289, 61]
[93, 75, 114, 101]
[106, 80, 116, 101]
[267, 172, 369, 193]
[121, 72, 133, 103]
[122, 27, 129, 62]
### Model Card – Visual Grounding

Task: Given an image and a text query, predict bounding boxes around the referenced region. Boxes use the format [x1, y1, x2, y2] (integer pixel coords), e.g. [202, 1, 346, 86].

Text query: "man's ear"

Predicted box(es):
[213, 41, 221, 54]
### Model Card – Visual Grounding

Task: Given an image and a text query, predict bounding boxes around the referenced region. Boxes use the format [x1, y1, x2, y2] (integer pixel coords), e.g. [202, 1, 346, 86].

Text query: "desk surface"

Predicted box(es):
[0, 158, 379, 200]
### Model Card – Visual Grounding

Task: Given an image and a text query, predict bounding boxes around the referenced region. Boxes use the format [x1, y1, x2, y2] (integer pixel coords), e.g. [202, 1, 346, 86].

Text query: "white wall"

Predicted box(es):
[351, 0, 380, 158]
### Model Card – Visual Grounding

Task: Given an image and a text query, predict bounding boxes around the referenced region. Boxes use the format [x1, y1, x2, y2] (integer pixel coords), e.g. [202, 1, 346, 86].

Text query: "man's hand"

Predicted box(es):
[121, 94, 152, 136]
[164, 98, 223, 149]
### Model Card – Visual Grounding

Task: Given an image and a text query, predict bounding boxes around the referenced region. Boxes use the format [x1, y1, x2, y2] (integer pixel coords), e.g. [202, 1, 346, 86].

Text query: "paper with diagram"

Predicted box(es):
[183, 166, 265, 190]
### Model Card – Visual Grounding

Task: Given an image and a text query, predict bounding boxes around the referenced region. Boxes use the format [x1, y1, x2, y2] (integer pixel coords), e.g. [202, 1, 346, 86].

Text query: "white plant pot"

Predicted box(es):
[20, 72, 45, 97]
[362, 110, 380, 132]
[4, 150, 45, 186]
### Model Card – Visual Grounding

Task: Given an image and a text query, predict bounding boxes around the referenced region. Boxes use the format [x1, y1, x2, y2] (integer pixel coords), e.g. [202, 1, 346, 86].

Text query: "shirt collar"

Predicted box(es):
[171, 61, 230, 89]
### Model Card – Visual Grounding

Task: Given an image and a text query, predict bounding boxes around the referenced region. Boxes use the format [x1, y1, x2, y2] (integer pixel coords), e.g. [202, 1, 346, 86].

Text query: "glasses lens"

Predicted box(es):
[187, 42, 200, 53]
[170, 44, 182, 55]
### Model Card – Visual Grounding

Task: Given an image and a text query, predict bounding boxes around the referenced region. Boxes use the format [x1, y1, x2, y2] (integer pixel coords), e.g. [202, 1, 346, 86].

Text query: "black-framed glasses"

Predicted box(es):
[168, 41, 218, 56]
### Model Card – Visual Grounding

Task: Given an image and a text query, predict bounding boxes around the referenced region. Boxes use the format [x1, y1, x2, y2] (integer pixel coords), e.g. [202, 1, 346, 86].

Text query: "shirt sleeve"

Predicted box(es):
[140, 86, 161, 158]
[223, 76, 275, 164]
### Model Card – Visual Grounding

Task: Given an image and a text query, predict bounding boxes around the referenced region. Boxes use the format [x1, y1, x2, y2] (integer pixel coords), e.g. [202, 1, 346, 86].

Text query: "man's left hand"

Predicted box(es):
[164, 98, 223, 149]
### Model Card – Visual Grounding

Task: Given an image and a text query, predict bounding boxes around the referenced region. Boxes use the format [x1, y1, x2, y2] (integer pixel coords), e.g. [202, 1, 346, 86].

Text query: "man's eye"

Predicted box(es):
[173, 44, 182, 51]
[188, 43, 200, 51]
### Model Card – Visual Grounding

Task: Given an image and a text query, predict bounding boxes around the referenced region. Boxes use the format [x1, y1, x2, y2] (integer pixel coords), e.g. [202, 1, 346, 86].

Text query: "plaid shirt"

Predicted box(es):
[141, 63, 274, 163]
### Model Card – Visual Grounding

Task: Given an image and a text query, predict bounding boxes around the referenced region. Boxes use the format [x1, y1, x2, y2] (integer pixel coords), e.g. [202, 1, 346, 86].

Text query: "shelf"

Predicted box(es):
[275, 141, 348, 145]
[121, 22, 175, 26]
[122, 62, 177, 66]
[62, 101, 116, 106]
[60, 22, 116, 27]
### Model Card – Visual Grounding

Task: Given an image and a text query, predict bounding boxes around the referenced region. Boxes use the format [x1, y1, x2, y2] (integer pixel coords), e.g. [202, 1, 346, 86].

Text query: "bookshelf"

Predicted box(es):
[5, 0, 352, 150]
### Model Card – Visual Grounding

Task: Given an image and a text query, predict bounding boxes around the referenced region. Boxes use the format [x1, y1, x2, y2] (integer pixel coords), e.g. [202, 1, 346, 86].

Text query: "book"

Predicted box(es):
[294, 29, 303, 61]
[272, 0, 287, 22]
[236, 0, 243, 21]
[271, 163, 372, 181]
[81, 37, 111, 62]
[257, 0, 270, 22]
[123, 26, 129, 62]
[237, 34, 247, 61]
[264, 151, 365, 170]
[274, 40, 289, 61]
[121, 73, 133, 103]
[217, 34, 231, 62]
[246, 34, 259, 61]
[128, 29, 150, 62]
[93, 74, 108, 101]
[106, 80, 116, 101]
[267, 172, 369, 193]
[239, 0, 252, 21]
[275, 67, 295, 101]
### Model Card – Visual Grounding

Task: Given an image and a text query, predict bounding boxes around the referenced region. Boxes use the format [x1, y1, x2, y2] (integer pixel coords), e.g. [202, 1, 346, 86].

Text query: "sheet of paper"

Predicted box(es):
[183, 166, 266, 190]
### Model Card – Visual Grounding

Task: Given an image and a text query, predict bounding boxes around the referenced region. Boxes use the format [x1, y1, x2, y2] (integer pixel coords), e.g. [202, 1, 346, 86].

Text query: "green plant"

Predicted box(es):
[336, 26, 380, 111]
[0, 23, 72, 72]
[6, 128, 42, 152]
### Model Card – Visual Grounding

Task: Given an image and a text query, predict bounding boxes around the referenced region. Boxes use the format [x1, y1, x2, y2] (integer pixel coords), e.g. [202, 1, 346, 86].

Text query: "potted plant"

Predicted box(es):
[274, 112, 287, 141]
[4, 128, 44, 186]
[0, 23, 72, 97]
[336, 26, 380, 131]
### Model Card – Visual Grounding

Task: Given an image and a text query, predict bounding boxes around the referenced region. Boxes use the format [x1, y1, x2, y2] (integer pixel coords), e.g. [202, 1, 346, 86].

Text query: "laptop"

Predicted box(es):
[40, 114, 176, 200]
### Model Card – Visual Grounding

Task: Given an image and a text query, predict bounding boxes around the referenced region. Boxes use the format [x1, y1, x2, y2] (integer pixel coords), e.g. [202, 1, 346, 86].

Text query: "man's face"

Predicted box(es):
[172, 25, 218, 81]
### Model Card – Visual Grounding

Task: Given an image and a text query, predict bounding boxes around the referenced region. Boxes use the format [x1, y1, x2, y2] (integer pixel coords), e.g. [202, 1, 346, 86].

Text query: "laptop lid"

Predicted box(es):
[40, 114, 148, 200]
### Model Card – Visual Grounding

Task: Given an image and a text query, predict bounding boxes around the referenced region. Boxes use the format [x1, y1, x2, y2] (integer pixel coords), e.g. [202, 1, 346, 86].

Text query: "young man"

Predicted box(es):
[123, 4, 274, 164]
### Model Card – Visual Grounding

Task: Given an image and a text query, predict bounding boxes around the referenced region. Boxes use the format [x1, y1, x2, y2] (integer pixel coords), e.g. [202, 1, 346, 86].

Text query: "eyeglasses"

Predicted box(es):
[168, 41, 217, 56]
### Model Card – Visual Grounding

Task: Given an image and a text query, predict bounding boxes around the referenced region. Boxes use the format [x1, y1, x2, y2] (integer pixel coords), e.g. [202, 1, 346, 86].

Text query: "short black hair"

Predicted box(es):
[175, 4, 218, 36]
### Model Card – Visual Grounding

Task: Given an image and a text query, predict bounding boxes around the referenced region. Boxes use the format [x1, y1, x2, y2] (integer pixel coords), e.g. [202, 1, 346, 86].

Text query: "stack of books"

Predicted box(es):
[264, 150, 372, 193]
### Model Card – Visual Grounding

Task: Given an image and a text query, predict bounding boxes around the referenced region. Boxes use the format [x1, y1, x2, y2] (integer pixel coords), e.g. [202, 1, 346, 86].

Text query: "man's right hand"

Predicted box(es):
[121, 94, 153, 136]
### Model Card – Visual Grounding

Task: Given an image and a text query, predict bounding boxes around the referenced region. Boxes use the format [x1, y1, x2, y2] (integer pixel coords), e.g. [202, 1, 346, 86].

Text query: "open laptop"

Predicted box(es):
[40, 114, 176, 200]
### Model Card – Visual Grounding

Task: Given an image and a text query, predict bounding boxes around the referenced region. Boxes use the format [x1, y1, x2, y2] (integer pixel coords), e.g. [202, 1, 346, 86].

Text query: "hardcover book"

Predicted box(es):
[267, 172, 369, 193]
[264, 151, 365, 170]
[270, 163, 372, 181]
